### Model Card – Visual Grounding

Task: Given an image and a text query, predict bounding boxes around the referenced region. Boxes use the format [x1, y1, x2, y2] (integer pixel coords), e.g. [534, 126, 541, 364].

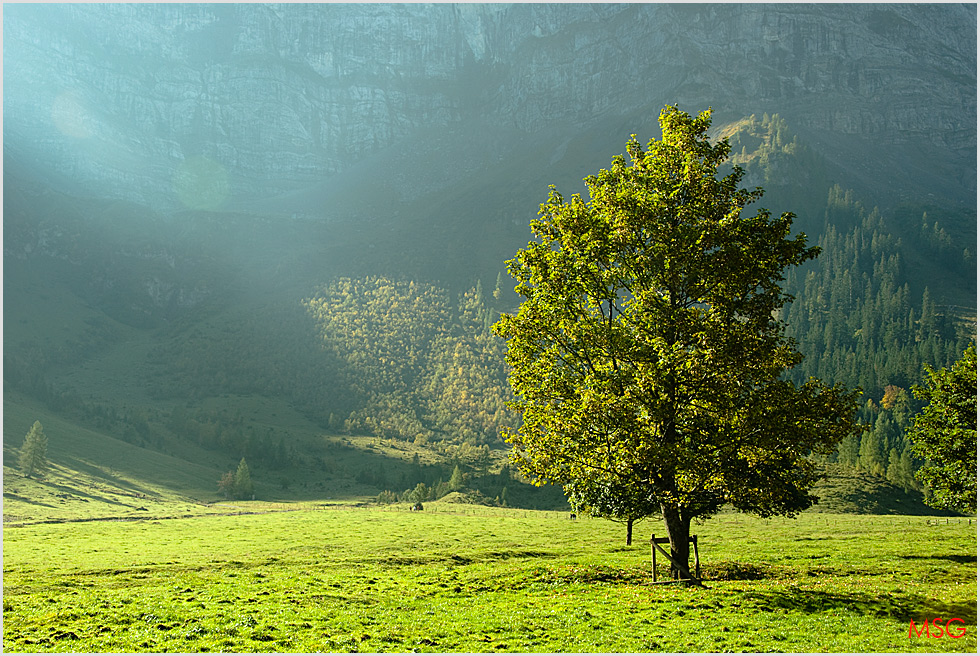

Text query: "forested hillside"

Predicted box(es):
[723, 115, 975, 500]
[4, 112, 974, 510]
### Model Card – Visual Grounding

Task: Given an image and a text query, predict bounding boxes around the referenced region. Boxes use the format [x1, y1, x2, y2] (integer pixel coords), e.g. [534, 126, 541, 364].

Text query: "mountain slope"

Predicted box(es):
[3, 3, 974, 214]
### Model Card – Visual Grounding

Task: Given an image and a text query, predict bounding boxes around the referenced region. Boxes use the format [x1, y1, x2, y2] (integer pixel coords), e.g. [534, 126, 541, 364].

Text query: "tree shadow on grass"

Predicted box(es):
[704, 560, 977, 625]
[35, 477, 141, 509]
[2, 492, 56, 508]
[740, 588, 977, 624]
[58, 457, 157, 499]
[900, 554, 977, 565]
[703, 560, 793, 581]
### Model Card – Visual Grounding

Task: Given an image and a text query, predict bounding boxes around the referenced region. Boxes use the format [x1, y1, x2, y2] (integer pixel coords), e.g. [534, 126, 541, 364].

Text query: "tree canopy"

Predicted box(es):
[218, 458, 255, 500]
[19, 420, 48, 479]
[907, 343, 977, 512]
[493, 106, 862, 578]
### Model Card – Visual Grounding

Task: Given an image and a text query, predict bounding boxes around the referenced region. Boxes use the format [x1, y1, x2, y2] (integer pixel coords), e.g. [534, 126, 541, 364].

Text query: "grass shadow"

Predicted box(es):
[914, 599, 978, 625]
[702, 560, 794, 581]
[57, 457, 157, 499]
[743, 587, 914, 619]
[527, 563, 649, 586]
[2, 492, 56, 508]
[36, 478, 141, 509]
[742, 588, 978, 624]
[900, 554, 977, 565]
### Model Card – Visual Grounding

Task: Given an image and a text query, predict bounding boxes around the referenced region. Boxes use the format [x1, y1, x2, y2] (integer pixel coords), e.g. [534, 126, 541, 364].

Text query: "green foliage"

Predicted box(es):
[448, 464, 465, 492]
[495, 106, 863, 575]
[775, 184, 973, 493]
[908, 344, 978, 512]
[4, 109, 972, 522]
[235, 458, 254, 500]
[409, 482, 430, 505]
[782, 187, 970, 403]
[566, 476, 660, 545]
[18, 420, 48, 480]
[304, 276, 515, 445]
[218, 458, 255, 500]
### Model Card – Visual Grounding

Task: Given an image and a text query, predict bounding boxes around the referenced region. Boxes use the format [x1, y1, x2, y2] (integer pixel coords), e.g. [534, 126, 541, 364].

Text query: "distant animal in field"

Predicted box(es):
[411, 502, 424, 511]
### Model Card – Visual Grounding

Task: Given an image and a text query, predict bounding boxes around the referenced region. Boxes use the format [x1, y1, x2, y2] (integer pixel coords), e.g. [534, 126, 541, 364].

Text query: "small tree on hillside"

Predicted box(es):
[908, 344, 977, 512]
[494, 106, 862, 580]
[448, 464, 466, 492]
[218, 458, 255, 500]
[217, 471, 236, 499]
[410, 482, 430, 504]
[19, 420, 48, 479]
[234, 458, 254, 500]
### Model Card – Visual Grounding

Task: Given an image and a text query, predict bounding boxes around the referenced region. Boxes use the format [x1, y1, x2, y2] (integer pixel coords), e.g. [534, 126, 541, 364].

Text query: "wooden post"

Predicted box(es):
[651, 534, 703, 584]
[651, 534, 657, 582]
[692, 535, 700, 580]
[650, 534, 699, 583]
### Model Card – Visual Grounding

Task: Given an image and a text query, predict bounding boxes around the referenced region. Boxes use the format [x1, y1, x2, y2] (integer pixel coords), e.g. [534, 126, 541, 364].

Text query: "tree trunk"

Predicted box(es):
[626, 518, 633, 546]
[661, 505, 691, 580]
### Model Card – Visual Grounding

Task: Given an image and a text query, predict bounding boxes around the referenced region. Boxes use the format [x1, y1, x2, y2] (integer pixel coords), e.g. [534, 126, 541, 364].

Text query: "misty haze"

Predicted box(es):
[3, 3, 976, 653]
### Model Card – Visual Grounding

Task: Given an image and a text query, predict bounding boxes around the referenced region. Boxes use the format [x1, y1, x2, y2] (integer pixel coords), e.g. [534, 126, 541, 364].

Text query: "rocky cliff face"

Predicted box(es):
[3, 3, 976, 214]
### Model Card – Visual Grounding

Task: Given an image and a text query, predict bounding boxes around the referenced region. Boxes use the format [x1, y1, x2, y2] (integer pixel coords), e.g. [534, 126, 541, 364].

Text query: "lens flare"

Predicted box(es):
[51, 90, 93, 138]
[173, 156, 230, 210]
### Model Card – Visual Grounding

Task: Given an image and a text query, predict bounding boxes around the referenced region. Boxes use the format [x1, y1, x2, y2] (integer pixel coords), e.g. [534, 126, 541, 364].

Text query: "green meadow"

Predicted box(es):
[3, 504, 976, 653]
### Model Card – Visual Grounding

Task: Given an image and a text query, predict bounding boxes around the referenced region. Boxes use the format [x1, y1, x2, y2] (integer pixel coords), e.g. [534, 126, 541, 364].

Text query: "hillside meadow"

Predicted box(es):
[2, 503, 976, 653]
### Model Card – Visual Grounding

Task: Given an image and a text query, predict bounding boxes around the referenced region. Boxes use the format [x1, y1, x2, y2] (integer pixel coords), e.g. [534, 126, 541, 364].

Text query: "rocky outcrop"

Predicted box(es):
[3, 3, 975, 213]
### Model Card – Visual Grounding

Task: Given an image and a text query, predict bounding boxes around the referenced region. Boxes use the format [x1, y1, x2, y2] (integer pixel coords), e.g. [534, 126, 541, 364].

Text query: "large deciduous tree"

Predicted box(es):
[908, 343, 977, 512]
[493, 106, 862, 580]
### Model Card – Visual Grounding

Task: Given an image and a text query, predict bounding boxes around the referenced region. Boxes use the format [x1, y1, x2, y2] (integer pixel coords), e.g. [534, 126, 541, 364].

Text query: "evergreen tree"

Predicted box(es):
[448, 465, 465, 491]
[858, 430, 886, 476]
[18, 420, 48, 479]
[897, 446, 918, 493]
[836, 432, 861, 468]
[493, 271, 505, 301]
[234, 458, 254, 500]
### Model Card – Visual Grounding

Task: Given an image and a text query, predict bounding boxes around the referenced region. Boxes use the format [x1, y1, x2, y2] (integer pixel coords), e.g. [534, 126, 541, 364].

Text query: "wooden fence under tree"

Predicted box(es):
[650, 534, 701, 584]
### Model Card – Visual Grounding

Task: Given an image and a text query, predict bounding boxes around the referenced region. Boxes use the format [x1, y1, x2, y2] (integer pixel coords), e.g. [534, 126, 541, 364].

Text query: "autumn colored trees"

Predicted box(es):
[304, 276, 515, 446]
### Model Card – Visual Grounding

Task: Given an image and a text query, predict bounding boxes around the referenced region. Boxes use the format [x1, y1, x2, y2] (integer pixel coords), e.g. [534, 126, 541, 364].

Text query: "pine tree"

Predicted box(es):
[234, 458, 254, 500]
[836, 432, 861, 467]
[448, 464, 465, 492]
[19, 420, 48, 479]
[858, 429, 886, 476]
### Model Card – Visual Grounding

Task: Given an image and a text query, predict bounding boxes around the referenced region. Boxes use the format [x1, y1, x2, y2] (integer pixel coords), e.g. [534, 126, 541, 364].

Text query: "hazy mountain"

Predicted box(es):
[4, 3, 975, 218]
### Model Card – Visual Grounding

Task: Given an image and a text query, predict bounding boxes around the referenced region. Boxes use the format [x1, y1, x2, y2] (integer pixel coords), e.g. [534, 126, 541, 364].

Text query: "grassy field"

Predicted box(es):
[3, 503, 976, 653]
